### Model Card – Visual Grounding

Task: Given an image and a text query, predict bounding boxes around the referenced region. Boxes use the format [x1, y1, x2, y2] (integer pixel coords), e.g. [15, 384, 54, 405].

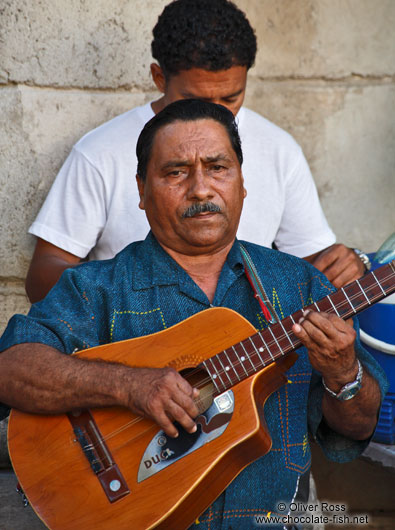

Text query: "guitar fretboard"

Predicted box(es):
[202, 261, 395, 395]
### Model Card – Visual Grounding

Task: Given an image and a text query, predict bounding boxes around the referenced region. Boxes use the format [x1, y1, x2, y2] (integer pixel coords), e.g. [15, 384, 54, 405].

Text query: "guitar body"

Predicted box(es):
[8, 307, 297, 530]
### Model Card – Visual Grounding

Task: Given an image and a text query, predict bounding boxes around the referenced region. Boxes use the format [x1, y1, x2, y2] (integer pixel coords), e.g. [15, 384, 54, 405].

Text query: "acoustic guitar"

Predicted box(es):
[7, 261, 395, 529]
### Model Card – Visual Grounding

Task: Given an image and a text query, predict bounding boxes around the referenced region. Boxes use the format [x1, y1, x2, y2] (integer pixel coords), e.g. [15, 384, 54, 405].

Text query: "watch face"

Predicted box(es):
[337, 382, 362, 401]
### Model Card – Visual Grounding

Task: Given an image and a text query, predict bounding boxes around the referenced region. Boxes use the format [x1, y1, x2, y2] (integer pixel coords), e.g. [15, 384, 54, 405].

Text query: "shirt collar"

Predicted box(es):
[131, 231, 245, 291]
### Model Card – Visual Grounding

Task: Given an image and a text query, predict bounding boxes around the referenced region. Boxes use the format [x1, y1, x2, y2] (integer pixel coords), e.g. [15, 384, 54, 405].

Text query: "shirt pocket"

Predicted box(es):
[109, 306, 168, 343]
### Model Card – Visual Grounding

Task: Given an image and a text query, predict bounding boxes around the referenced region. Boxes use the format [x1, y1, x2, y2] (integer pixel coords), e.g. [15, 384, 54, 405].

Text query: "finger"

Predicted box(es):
[302, 310, 346, 338]
[292, 321, 316, 350]
[155, 410, 181, 438]
[326, 262, 363, 288]
[311, 245, 340, 272]
[166, 400, 198, 434]
[297, 318, 333, 349]
[171, 385, 200, 419]
[176, 373, 199, 399]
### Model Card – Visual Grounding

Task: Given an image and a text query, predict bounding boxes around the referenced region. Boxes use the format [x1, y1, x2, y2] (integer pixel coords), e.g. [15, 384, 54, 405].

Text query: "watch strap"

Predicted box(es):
[322, 359, 363, 400]
[353, 248, 371, 271]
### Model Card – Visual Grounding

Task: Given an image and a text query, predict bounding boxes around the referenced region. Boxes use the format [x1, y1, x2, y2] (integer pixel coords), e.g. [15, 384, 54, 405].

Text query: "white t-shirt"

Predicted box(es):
[29, 103, 335, 260]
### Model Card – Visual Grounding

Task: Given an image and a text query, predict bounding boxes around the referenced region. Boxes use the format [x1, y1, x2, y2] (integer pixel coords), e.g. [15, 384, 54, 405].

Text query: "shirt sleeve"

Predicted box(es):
[28, 147, 107, 258]
[274, 149, 336, 257]
[0, 267, 99, 421]
[307, 318, 389, 462]
[0, 267, 100, 355]
[0, 267, 101, 418]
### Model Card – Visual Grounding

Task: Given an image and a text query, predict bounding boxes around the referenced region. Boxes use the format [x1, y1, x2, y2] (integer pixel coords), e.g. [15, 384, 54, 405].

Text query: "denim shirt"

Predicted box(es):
[0, 232, 388, 529]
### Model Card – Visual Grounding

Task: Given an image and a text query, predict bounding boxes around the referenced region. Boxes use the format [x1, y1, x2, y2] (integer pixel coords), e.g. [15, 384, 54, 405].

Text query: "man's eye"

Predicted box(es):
[212, 165, 225, 171]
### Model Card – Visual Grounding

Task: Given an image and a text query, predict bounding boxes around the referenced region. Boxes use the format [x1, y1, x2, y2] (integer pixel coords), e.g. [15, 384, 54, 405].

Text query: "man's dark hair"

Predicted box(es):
[136, 99, 243, 181]
[151, 0, 257, 77]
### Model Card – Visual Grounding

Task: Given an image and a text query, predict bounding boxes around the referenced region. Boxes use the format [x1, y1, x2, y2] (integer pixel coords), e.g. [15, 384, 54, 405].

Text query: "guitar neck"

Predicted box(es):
[203, 261, 395, 395]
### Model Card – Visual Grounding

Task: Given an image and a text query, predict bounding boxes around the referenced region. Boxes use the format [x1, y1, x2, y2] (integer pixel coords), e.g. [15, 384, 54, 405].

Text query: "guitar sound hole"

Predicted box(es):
[181, 367, 215, 415]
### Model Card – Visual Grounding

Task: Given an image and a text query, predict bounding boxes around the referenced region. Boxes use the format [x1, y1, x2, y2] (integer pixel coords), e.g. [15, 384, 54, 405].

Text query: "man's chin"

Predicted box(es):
[179, 230, 235, 253]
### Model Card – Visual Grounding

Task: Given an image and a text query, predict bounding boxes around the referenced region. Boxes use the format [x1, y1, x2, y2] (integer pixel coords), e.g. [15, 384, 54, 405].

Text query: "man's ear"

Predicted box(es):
[136, 175, 145, 210]
[150, 63, 166, 94]
[241, 172, 247, 198]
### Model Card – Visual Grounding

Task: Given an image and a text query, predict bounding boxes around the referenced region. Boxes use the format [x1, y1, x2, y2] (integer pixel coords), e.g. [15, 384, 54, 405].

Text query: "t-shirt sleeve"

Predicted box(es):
[274, 148, 336, 257]
[28, 147, 107, 258]
[307, 318, 389, 462]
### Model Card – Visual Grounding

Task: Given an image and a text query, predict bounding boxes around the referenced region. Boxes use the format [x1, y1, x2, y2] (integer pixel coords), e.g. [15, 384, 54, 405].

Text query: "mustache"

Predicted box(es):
[182, 202, 222, 218]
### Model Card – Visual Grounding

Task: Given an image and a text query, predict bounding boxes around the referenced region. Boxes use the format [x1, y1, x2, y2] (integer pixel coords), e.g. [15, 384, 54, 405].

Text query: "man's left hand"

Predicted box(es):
[292, 310, 359, 390]
[305, 244, 365, 288]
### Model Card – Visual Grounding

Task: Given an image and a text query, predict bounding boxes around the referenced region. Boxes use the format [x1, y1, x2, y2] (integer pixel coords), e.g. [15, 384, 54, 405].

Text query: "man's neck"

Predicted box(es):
[159, 240, 235, 303]
[151, 97, 166, 115]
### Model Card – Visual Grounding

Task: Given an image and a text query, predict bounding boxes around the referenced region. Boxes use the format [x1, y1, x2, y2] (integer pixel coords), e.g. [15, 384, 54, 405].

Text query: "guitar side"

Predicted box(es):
[7, 307, 296, 529]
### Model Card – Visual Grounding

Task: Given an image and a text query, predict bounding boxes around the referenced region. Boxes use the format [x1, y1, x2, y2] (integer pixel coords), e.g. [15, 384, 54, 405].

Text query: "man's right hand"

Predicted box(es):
[25, 238, 82, 303]
[126, 367, 200, 438]
[0, 345, 199, 439]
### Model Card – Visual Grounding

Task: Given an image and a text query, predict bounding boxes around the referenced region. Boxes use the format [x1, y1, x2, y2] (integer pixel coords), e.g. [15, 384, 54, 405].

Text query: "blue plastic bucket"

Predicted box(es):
[358, 254, 395, 443]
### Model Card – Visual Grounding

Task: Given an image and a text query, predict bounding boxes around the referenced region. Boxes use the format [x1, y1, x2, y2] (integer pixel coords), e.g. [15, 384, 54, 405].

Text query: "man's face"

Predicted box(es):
[137, 119, 246, 255]
[152, 65, 248, 116]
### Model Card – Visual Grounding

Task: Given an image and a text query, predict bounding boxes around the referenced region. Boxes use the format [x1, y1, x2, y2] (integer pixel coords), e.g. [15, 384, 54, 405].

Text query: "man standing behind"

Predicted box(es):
[26, 0, 367, 303]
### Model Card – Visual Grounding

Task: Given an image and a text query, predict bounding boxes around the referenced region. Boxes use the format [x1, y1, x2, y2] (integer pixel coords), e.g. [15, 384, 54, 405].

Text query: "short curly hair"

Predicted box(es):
[151, 0, 257, 77]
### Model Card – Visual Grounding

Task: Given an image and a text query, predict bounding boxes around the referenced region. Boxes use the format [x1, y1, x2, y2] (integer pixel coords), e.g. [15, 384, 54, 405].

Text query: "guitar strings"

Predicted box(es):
[78, 273, 394, 455]
[74, 272, 394, 463]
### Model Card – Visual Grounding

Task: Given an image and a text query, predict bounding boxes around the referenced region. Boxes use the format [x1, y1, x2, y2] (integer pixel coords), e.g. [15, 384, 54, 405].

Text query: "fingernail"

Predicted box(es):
[303, 309, 311, 317]
[298, 317, 305, 325]
[294, 324, 302, 333]
[191, 424, 197, 433]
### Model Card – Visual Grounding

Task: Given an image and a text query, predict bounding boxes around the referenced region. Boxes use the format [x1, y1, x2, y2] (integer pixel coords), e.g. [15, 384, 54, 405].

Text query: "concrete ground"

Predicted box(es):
[0, 470, 46, 530]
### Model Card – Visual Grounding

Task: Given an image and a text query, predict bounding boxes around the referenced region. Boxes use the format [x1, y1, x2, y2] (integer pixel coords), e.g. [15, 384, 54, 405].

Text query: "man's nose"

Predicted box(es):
[186, 167, 214, 200]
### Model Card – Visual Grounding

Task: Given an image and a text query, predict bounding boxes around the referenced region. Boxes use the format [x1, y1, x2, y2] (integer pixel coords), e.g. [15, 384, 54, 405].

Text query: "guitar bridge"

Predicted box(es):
[68, 410, 130, 503]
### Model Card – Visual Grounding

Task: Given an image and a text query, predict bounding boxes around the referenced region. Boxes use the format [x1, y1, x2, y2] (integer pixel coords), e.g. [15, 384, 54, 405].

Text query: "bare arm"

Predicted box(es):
[292, 311, 381, 440]
[0, 343, 198, 438]
[25, 239, 82, 303]
[304, 243, 365, 288]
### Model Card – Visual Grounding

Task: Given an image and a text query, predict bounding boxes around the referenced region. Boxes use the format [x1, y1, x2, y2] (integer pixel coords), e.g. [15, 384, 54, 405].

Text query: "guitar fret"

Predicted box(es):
[371, 271, 386, 296]
[257, 331, 274, 361]
[327, 295, 340, 316]
[232, 345, 249, 376]
[248, 336, 265, 367]
[203, 359, 221, 393]
[259, 333, 273, 361]
[217, 354, 233, 385]
[268, 326, 284, 356]
[341, 287, 356, 314]
[313, 302, 320, 312]
[240, 340, 255, 372]
[208, 358, 227, 391]
[356, 279, 371, 305]
[224, 350, 240, 382]
[278, 320, 294, 349]
[207, 357, 227, 392]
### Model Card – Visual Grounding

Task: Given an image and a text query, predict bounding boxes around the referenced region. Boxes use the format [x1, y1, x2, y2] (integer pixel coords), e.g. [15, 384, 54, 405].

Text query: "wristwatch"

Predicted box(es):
[322, 359, 363, 401]
[353, 248, 371, 271]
